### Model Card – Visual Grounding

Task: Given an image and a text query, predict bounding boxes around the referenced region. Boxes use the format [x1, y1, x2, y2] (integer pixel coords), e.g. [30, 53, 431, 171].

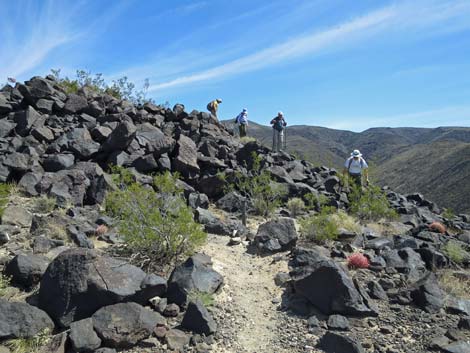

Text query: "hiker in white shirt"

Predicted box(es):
[343, 149, 369, 188]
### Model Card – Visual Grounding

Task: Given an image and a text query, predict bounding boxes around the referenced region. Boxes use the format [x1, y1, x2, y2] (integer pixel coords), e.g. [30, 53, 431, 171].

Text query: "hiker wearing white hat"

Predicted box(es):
[270, 111, 287, 152]
[343, 149, 369, 188]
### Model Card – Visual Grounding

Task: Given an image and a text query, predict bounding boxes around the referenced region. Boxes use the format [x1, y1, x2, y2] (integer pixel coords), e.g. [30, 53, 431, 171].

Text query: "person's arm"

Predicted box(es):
[363, 168, 369, 183]
[270, 118, 275, 125]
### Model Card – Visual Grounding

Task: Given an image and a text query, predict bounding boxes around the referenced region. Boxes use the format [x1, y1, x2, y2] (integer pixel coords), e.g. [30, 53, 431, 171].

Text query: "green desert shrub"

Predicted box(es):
[221, 152, 287, 217]
[330, 210, 362, 234]
[105, 168, 206, 265]
[287, 197, 305, 217]
[0, 183, 11, 218]
[0, 273, 11, 297]
[299, 206, 339, 242]
[349, 184, 398, 221]
[50, 69, 154, 105]
[240, 136, 256, 144]
[442, 208, 455, 220]
[33, 195, 56, 214]
[442, 241, 468, 264]
[188, 290, 215, 307]
[6, 328, 51, 353]
[303, 193, 329, 211]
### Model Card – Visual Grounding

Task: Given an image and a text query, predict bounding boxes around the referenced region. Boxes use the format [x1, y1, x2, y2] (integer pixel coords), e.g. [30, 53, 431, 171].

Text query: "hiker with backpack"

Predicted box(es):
[235, 108, 248, 137]
[207, 98, 222, 120]
[270, 111, 287, 152]
[343, 149, 369, 189]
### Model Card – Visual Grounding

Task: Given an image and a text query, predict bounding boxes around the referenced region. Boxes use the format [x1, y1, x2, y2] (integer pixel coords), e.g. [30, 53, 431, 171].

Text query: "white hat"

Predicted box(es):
[278, 111, 283, 116]
[351, 149, 362, 157]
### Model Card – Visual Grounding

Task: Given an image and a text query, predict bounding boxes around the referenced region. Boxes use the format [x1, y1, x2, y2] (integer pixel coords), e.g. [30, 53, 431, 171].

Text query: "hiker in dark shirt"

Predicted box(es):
[270, 111, 287, 152]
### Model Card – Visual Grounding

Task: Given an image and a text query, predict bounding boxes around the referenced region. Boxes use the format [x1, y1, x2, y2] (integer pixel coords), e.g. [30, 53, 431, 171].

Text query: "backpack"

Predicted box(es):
[207, 101, 214, 111]
[348, 157, 364, 171]
[273, 118, 284, 131]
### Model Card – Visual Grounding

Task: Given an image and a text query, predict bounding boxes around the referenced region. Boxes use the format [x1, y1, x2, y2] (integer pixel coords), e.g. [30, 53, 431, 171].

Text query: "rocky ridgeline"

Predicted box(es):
[0, 76, 469, 353]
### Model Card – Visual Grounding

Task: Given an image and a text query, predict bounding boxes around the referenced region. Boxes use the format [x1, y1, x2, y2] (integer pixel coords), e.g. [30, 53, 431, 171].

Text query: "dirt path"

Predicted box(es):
[202, 234, 303, 353]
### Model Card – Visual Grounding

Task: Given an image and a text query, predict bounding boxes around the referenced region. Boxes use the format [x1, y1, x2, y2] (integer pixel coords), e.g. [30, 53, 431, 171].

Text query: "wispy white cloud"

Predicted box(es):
[0, 0, 129, 82]
[147, 0, 470, 93]
[148, 7, 395, 91]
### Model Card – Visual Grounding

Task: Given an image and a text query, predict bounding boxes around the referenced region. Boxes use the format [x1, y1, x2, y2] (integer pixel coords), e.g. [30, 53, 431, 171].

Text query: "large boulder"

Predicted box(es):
[38, 248, 167, 327]
[254, 218, 298, 253]
[317, 332, 365, 353]
[167, 254, 223, 306]
[290, 248, 377, 317]
[64, 94, 88, 114]
[0, 299, 54, 339]
[135, 123, 175, 155]
[172, 134, 200, 178]
[69, 318, 102, 352]
[92, 302, 165, 349]
[410, 273, 444, 313]
[181, 300, 217, 335]
[1, 205, 33, 228]
[4, 253, 49, 289]
[37, 169, 90, 206]
[100, 121, 137, 152]
[382, 248, 427, 283]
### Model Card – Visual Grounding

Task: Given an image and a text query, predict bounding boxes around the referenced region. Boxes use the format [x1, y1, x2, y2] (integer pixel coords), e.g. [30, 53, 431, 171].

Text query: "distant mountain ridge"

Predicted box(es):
[224, 121, 470, 213]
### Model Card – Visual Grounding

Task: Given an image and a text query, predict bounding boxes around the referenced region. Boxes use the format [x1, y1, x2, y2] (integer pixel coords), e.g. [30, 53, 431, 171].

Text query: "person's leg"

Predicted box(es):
[279, 130, 284, 151]
[272, 130, 277, 151]
[240, 124, 246, 137]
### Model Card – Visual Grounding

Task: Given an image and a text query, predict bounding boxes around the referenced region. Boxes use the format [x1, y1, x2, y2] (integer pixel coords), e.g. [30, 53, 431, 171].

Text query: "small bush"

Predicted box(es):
[429, 221, 446, 234]
[0, 183, 11, 218]
[105, 169, 207, 267]
[0, 273, 11, 297]
[221, 152, 287, 217]
[287, 198, 305, 217]
[33, 195, 56, 214]
[330, 211, 362, 234]
[303, 193, 329, 211]
[439, 270, 470, 299]
[188, 290, 215, 307]
[349, 184, 398, 221]
[51, 69, 154, 105]
[442, 208, 455, 220]
[6, 328, 51, 353]
[347, 253, 370, 269]
[240, 136, 256, 144]
[442, 241, 468, 264]
[299, 207, 339, 243]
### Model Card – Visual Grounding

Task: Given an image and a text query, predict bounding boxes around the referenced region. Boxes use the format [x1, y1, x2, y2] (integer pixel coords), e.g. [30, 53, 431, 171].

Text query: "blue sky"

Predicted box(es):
[1, 0, 469, 132]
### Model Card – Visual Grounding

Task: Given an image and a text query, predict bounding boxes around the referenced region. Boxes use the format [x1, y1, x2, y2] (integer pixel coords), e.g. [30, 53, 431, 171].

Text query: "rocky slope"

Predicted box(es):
[236, 122, 470, 213]
[0, 76, 469, 353]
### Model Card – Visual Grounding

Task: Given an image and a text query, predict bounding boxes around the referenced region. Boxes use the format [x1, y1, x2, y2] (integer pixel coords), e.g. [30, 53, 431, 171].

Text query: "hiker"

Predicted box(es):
[342, 149, 369, 189]
[207, 98, 222, 120]
[270, 111, 287, 152]
[235, 108, 248, 137]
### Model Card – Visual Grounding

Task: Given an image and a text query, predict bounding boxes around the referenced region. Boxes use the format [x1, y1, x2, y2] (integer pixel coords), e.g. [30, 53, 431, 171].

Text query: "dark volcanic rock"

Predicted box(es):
[100, 121, 137, 152]
[167, 254, 223, 306]
[92, 302, 165, 348]
[254, 218, 298, 253]
[181, 300, 217, 335]
[290, 248, 377, 317]
[69, 318, 102, 352]
[4, 253, 49, 289]
[317, 331, 365, 353]
[0, 299, 54, 339]
[38, 248, 166, 327]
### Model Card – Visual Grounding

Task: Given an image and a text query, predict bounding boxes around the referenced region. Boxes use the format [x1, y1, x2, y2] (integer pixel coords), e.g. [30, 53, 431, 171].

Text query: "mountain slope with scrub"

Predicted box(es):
[239, 121, 470, 214]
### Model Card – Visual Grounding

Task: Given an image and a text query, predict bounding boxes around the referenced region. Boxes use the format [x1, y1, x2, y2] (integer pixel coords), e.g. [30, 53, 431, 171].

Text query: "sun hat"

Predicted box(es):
[278, 111, 283, 116]
[242, 108, 247, 113]
[351, 149, 362, 157]
[217, 98, 222, 103]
